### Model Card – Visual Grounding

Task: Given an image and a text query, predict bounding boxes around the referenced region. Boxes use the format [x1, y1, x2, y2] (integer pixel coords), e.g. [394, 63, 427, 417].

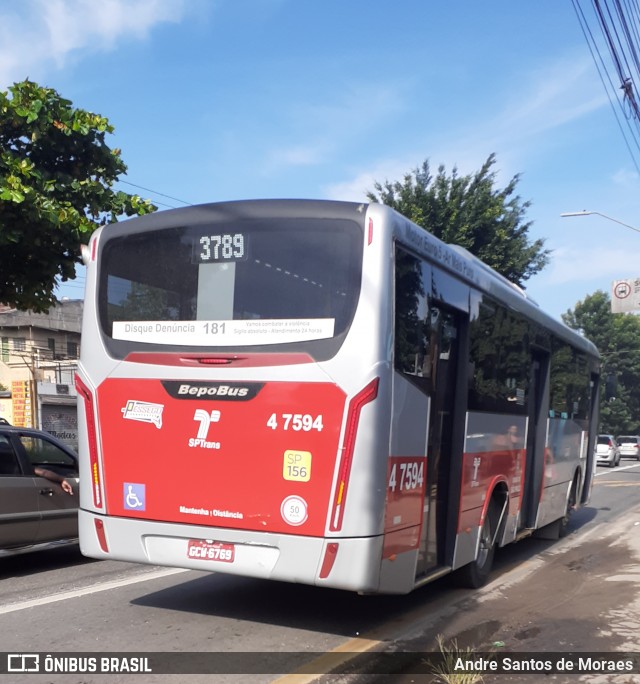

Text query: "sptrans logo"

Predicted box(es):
[189, 409, 221, 449]
[162, 380, 263, 401]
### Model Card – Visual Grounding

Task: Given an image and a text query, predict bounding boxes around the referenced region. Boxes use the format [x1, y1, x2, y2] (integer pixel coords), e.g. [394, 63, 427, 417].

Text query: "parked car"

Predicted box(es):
[617, 435, 640, 461]
[595, 434, 621, 467]
[0, 426, 79, 556]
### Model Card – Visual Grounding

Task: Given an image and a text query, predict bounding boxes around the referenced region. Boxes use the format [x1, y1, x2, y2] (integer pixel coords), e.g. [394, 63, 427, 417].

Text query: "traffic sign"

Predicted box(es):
[611, 278, 640, 313]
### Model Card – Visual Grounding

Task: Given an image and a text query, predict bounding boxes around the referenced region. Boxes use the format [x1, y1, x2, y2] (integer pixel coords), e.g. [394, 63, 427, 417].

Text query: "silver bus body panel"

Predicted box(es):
[77, 201, 600, 593]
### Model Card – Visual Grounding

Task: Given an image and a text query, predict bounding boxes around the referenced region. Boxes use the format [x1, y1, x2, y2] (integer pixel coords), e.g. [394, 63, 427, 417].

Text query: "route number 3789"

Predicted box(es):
[267, 413, 324, 432]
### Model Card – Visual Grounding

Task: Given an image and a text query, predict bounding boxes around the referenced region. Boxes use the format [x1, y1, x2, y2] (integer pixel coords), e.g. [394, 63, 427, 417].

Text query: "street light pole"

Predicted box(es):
[560, 210, 640, 234]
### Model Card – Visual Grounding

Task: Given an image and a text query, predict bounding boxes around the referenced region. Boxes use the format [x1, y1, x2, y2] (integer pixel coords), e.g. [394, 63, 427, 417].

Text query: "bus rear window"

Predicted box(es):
[98, 217, 363, 360]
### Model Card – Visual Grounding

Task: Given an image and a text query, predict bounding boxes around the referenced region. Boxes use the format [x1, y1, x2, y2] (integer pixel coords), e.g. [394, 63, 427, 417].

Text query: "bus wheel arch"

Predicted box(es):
[455, 483, 508, 589]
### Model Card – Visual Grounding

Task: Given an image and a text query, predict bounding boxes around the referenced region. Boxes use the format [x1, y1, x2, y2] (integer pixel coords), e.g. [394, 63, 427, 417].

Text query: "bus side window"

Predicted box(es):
[394, 248, 432, 393]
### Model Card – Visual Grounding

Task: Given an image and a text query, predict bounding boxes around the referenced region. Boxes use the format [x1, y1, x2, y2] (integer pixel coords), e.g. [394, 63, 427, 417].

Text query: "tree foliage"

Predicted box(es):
[563, 290, 640, 434]
[367, 154, 550, 287]
[0, 79, 156, 312]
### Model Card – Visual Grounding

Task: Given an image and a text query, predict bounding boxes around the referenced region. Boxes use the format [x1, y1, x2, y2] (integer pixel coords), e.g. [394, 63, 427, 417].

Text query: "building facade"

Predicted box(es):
[0, 300, 82, 449]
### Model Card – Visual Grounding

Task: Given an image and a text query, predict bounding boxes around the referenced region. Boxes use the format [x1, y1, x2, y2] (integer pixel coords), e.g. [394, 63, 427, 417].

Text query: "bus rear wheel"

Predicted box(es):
[558, 479, 578, 538]
[456, 501, 498, 588]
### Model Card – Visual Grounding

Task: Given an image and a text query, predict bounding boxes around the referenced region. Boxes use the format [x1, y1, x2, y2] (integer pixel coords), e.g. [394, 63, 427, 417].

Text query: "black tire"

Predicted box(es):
[456, 501, 499, 588]
[558, 481, 577, 538]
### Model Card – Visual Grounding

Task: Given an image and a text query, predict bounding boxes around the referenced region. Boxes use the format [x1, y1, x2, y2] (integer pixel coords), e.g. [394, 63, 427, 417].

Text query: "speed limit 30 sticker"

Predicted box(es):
[280, 495, 308, 526]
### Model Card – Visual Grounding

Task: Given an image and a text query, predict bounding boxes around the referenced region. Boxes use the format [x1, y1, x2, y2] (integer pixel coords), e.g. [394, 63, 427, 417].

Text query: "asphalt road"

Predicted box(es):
[0, 460, 638, 684]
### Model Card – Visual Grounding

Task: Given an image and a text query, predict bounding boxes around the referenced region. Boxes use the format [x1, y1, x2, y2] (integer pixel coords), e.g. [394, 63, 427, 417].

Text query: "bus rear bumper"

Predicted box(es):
[79, 510, 385, 593]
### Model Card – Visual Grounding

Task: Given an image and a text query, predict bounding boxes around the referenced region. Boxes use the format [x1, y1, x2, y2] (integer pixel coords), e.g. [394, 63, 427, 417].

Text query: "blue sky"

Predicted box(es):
[2, 0, 640, 321]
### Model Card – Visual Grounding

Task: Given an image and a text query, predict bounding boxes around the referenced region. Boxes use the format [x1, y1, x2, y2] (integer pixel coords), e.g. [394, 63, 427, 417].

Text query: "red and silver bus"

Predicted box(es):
[76, 200, 600, 594]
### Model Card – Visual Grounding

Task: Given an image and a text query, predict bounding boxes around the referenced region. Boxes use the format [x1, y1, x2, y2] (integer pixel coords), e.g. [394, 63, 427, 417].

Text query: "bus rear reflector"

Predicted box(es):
[319, 542, 339, 579]
[94, 518, 109, 553]
[75, 375, 103, 509]
[329, 378, 379, 532]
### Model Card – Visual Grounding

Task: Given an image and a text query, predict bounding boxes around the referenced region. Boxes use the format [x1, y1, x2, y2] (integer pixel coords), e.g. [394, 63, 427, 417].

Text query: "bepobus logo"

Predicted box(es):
[179, 384, 248, 398]
[161, 381, 263, 401]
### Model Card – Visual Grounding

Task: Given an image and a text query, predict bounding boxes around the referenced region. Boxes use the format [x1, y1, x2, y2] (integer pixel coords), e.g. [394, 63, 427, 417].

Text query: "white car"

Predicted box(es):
[595, 434, 620, 467]
[617, 435, 640, 461]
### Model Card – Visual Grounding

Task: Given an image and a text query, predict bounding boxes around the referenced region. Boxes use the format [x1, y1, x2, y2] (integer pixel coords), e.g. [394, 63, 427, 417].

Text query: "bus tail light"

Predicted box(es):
[75, 375, 104, 509]
[329, 378, 379, 532]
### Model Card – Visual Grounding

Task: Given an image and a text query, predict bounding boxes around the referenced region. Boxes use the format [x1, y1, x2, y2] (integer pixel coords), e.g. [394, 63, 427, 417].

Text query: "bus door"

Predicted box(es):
[416, 304, 461, 576]
[522, 351, 550, 529]
[389, 248, 466, 579]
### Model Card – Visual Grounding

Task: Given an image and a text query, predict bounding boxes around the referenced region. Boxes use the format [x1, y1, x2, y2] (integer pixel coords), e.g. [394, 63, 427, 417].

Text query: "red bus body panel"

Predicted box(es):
[96, 378, 346, 537]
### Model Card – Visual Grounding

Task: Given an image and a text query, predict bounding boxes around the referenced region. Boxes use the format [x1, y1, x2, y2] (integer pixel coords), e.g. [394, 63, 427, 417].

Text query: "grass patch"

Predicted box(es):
[427, 634, 487, 684]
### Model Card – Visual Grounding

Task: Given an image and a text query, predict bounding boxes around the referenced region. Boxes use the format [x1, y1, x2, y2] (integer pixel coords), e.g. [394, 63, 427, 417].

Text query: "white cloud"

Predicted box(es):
[265, 145, 327, 170]
[325, 158, 414, 202]
[0, 0, 190, 86]
[427, 55, 608, 180]
[326, 53, 610, 204]
[262, 82, 409, 175]
[545, 245, 640, 285]
[497, 56, 607, 138]
[612, 167, 640, 187]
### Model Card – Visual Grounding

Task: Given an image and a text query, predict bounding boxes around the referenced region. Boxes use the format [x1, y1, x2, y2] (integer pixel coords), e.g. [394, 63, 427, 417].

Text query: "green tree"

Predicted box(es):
[0, 79, 156, 312]
[367, 153, 550, 286]
[563, 290, 640, 433]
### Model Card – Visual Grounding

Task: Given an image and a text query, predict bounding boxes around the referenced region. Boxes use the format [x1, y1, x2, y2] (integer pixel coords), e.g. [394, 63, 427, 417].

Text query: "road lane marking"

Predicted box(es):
[595, 463, 640, 476]
[0, 567, 189, 615]
[271, 637, 381, 684]
[596, 481, 640, 486]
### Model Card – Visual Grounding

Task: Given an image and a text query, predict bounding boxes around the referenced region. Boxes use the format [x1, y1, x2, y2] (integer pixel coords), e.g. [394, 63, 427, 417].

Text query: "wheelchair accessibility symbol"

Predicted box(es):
[124, 483, 146, 511]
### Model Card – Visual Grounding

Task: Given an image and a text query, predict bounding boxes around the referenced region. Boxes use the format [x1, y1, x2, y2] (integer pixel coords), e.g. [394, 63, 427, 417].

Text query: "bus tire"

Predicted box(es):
[558, 477, 578, 538]
[456, 500, 499, 588]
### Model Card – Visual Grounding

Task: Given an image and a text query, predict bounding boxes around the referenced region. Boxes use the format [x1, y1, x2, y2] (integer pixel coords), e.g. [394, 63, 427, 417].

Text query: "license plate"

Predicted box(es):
[187, 539, 235, 562]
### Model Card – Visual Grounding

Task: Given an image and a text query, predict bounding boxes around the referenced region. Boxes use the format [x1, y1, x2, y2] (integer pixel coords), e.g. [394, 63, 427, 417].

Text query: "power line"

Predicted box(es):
[118, 180, 193, 208]
[572, 0, 640, 175]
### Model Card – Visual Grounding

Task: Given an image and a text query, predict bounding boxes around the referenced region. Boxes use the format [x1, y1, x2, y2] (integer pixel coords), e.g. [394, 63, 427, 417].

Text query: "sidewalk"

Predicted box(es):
[353, 503, 640, 684]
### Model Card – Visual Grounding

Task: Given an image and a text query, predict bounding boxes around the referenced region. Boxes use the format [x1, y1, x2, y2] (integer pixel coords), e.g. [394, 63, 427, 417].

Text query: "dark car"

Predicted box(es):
[0, 426, 79, 555]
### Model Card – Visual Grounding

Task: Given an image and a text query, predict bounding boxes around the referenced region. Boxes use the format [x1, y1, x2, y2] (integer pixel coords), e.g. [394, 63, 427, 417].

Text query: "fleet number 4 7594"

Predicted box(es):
[267, 413, 323, 432]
